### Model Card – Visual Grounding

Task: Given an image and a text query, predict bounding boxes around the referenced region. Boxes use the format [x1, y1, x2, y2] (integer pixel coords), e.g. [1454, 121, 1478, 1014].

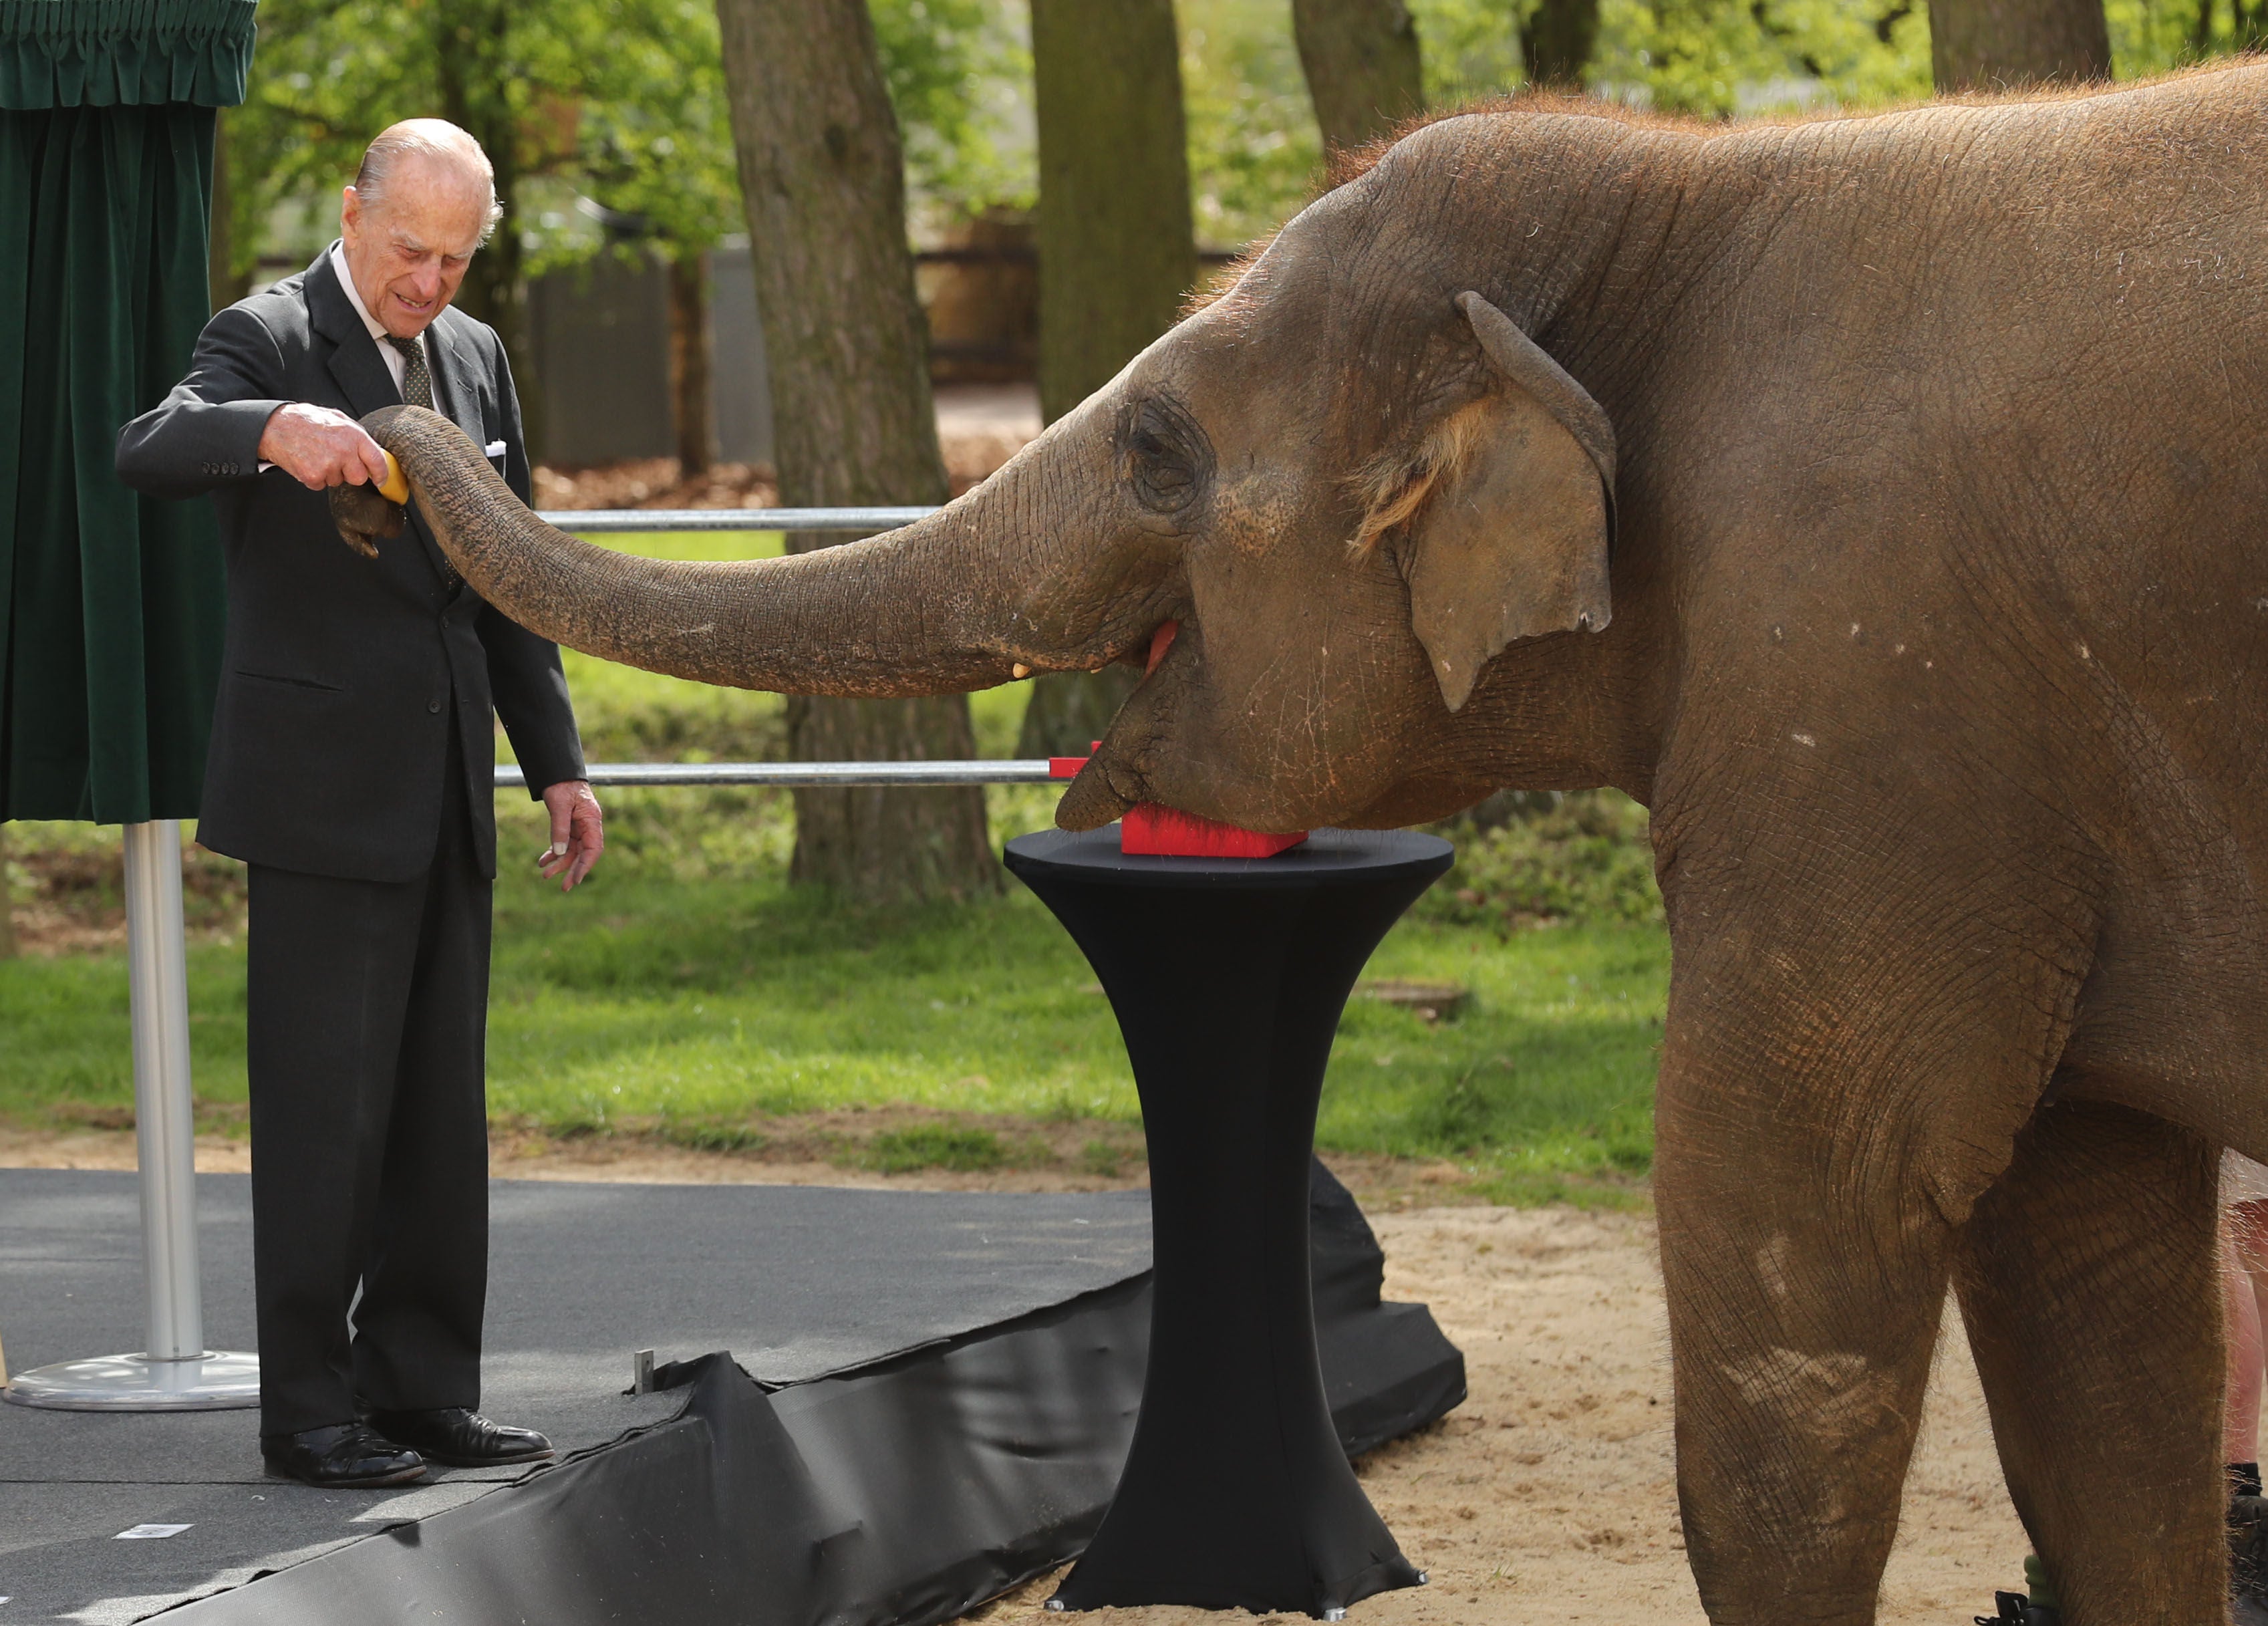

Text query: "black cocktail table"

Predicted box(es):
[1003, 827, 1455, 1619]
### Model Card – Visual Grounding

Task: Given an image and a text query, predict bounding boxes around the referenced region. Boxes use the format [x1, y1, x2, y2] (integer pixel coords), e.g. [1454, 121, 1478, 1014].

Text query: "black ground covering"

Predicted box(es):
[1, 1165, 1462, 1625]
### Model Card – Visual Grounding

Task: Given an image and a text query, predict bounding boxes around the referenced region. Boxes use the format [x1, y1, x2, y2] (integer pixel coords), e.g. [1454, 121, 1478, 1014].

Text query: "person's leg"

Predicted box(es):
[2227, 1209, 2265, 1478]
[349, 749, 492, 1413]
[2227, 1198, 2268, 1616]
[1955, 1101, 2226, 1625]
[245, 862, 426, 1437]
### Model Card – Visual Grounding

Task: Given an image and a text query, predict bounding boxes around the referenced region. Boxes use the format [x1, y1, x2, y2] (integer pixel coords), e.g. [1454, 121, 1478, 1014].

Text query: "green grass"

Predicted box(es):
[0, 843, 1669, 1198]
[0, 527, 1672, 1202]
[861, 1125, 1012, 1174]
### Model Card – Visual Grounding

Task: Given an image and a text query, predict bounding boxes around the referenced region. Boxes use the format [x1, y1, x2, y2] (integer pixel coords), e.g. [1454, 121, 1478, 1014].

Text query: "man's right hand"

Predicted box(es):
[259, 402, 392, 491]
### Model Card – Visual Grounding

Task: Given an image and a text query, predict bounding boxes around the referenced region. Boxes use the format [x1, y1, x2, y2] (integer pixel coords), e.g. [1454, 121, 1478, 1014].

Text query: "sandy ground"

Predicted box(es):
[965, 1206, 2029, 1626]
[0, 1129, 2031, 1623]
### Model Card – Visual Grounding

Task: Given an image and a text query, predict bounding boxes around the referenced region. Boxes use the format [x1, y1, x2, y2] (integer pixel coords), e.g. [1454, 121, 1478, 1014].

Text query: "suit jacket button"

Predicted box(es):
[428, 698, 442, 714]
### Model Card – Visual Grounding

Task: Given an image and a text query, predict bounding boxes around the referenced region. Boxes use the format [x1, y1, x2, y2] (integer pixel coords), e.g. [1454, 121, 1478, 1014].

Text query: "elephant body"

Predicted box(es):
[353, 65, 2268, 1624]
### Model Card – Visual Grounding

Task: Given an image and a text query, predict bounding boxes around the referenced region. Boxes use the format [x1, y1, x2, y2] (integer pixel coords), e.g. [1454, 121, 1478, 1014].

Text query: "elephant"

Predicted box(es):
[334, 65, 2268, 1625]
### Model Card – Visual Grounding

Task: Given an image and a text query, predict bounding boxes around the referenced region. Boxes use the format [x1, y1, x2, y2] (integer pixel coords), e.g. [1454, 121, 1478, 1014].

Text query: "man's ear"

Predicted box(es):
[1395, 292, 1616, 713]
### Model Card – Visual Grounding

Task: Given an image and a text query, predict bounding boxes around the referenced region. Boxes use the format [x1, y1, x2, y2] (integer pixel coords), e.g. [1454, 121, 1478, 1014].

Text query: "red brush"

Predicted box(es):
[1045, 622, 1308, 858]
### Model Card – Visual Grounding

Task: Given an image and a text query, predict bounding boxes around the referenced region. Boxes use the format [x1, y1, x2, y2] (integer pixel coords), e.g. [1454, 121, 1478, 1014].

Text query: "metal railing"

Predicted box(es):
[521, 505, 1060, 792]
[539, 505, 937, 535]
[499, 761, 1059, 789]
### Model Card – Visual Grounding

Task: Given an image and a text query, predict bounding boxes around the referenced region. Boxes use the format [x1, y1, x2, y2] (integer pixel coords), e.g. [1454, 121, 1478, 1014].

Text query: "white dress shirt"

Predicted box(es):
[331, 241, 408, 394]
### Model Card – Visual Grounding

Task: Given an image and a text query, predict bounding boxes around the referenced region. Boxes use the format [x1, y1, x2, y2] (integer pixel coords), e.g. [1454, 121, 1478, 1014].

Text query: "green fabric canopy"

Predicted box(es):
[1, 0, 253, 823]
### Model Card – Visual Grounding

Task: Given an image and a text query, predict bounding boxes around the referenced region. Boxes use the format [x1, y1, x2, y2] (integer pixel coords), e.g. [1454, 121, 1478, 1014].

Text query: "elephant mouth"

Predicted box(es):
[1052, 618, 1182, 831]
[1139, 620, 1180, 676]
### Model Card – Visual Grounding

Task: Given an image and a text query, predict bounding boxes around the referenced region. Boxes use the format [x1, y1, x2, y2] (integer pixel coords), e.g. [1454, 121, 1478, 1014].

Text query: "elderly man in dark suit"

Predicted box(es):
[117, 120, 603, 1488]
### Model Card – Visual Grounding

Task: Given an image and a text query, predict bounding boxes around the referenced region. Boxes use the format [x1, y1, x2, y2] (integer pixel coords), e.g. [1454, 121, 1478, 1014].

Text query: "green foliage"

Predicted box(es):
[221, 0, 2267, 293]
[1409, 0, 1532, 105]
[2106, 0, 2259, 72]
[1153, 0, 1940, 251]
[1419, 791, 1664, 934]
[872, 0, 1036, 220]
[222, 0, 1036, 275]
[1597, 0, 1929, 115]
[1179, 0, 1326, 245]
[561, 0, 742, 265]
[220, 0, 662, 273]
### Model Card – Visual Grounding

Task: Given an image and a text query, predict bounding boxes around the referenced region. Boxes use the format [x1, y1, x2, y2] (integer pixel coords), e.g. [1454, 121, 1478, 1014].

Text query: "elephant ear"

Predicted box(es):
[1380, 291, 1616, 714]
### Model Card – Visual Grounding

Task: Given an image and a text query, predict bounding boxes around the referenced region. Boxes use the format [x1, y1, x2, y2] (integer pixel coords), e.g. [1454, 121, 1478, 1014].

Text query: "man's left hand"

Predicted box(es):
[537, 780, 603, 891]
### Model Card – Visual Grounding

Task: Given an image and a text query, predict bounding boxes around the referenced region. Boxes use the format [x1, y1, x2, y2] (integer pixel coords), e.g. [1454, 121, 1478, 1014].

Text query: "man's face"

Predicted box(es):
[339, 160, 488, 339]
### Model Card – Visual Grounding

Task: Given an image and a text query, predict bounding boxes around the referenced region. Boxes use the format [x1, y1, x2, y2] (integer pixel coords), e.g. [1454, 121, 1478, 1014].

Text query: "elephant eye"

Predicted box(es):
[1119, 396, 1210, 516]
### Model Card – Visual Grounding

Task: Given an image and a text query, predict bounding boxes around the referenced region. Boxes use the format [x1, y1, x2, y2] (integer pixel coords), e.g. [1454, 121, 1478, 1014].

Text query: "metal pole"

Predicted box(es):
[124, 818, 203, 1362]
[497, 759, 1065, 789]
[538, 505, 937, 535]
[5, 822, 258, 1410]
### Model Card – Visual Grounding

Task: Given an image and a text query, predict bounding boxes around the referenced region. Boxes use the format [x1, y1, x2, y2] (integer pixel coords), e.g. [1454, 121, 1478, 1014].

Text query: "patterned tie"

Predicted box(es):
[384, 333, 458, 589]
[385, 332, 433, 409]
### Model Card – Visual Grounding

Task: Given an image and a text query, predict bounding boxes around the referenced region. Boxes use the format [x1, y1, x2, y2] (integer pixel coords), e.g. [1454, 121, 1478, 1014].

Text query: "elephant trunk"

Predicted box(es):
[354, 404, 1090, 697]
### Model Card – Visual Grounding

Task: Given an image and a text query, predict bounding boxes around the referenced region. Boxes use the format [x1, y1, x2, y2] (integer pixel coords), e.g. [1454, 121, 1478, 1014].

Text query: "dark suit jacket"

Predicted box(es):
[116, 247, 584, 884]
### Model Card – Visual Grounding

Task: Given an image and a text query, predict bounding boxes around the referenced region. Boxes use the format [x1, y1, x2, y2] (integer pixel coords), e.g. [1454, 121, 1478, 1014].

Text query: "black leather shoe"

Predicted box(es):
[261, 1422, 426, 1488]
[2233, 1493, 2268, 1623]
[364, 1406, 553, 1468]
[1975, 1591, 2059, 1626]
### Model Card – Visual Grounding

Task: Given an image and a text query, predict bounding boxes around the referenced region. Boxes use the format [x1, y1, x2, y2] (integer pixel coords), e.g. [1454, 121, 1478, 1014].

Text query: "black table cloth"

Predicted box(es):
[1004, 827, 1454, 1619]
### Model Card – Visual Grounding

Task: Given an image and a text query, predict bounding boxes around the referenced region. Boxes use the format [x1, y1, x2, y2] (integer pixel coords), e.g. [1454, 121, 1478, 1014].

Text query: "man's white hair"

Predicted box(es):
[353, 119, 505, 243]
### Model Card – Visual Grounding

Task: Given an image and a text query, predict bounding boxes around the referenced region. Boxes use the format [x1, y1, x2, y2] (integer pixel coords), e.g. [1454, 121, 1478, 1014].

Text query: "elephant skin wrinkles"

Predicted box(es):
[345, 71, 2268, 1624]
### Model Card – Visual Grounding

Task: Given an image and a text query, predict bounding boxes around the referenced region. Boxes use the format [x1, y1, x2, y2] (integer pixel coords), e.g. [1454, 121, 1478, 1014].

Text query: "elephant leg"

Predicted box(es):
[1953, 1097, 2224, 1625]
[1655, 1060, 1958, 1626]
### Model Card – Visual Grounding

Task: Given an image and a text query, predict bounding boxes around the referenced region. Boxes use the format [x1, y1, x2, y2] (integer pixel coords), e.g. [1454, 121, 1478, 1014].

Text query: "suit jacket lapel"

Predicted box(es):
[306, 249, 402, 424]
[424, 316, 484, 442]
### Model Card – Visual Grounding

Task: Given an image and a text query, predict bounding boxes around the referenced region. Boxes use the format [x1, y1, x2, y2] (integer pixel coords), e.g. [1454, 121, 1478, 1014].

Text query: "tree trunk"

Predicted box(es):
[1522, 0, 1601, 89]
[667, 249, 714, 478]
[1021, 0, 1196, 757]
[1031, 0, 1195, 425]
[716, 0, 996, 903]
[1931, 0, 2110, 88]
[1291, 0, 1423, 157]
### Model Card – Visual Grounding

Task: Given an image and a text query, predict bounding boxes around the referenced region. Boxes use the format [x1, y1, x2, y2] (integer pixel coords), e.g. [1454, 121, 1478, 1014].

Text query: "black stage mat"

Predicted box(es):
[1, 1166, 1463, 1625]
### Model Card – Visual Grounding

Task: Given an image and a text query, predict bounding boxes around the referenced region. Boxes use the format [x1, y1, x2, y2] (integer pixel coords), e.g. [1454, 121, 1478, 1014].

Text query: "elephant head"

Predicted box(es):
[342, 133, 1624, 833]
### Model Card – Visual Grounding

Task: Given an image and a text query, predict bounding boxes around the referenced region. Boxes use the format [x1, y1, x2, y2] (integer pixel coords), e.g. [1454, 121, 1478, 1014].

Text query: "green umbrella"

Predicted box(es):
[1, 0, 259, 1413]
[1, 0, 251, 823]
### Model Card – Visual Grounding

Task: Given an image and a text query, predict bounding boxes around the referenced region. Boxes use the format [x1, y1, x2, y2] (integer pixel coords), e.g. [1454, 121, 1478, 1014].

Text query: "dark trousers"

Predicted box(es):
[245, 747, 492, 1436]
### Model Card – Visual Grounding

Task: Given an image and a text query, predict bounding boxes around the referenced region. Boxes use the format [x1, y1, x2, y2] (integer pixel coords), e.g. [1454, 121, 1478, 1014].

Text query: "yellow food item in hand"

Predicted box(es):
[377, 450, 410, 506]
